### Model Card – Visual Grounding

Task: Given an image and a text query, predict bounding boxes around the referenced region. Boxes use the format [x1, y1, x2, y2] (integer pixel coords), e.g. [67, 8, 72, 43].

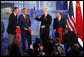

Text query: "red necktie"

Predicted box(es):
[25, 16, 27, 22]
[25, 16, 31, 36]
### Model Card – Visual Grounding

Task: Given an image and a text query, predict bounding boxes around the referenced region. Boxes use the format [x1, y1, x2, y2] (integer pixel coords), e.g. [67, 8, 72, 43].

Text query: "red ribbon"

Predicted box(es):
[41, 28, 43, 35]
[15, 29, 21, 45]
[58, 27, 63, 44]
[28, 29, 31, 35]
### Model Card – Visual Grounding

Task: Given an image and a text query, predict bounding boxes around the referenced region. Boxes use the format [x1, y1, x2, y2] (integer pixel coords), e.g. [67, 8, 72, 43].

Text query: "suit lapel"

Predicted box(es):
[22, 15, 27, 23]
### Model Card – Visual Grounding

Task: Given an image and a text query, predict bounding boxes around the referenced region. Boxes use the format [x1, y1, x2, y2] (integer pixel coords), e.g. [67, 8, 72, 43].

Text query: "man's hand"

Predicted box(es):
[24, 28, 28, 30]
[54, 29, 56, 32]
[16, 26, 19, 29]
[28, 27, 31, 29]
[33, 14, 36, 18]
[74, 44, 80, 48]
[41, 25, 45, 28]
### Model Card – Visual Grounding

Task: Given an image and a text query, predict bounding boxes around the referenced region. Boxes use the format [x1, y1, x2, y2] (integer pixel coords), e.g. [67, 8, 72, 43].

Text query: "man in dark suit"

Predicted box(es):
[7, 7, 19, 46]
[33, 8, 52, 44]
[62, 27, 78, 55]
[18, 8, 31, 52]
[53, 12, 66, 42]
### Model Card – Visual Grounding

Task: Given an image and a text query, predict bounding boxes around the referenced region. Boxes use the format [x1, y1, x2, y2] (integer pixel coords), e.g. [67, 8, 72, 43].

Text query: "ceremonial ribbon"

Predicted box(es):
[28, 29, 31, 35]
[58, 27, 63, 44]
[15, 29, 21, 45]
[41, 28, 43, 36]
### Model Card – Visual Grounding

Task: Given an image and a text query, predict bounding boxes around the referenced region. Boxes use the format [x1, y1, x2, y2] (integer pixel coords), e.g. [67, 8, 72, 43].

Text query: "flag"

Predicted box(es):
[76, 1, 83, 47]
[67, 1, 83, 47]
[66, 1, 76, 32]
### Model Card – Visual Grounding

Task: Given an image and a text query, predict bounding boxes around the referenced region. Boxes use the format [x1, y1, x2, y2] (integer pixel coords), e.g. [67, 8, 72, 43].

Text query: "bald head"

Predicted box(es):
[43, 8, 48, 15]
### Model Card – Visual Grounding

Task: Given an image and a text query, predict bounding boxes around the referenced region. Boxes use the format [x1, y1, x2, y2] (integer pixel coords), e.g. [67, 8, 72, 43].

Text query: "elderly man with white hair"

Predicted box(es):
[33, 8, 52, 44]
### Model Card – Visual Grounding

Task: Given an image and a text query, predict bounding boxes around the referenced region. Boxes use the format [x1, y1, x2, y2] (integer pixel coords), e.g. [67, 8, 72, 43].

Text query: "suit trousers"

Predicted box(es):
[8, 33, 17, 46]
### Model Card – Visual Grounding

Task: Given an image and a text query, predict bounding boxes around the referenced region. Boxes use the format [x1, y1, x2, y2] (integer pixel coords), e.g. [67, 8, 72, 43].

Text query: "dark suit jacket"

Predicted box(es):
[62, 31, 78, 46]
[53, 18, 66, 31]
[35, 14, 52, 32]
[7, 13, 18, 35]
[18, 14, 31, 37]
[1, 21, 4, 33]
